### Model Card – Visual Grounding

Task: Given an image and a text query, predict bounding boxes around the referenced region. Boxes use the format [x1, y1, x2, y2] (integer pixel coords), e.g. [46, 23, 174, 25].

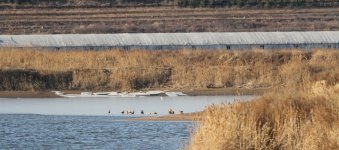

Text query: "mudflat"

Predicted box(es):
[0, 88, 267, 98]
[129, 112, 203, 121]
[181, 88, 267, 96]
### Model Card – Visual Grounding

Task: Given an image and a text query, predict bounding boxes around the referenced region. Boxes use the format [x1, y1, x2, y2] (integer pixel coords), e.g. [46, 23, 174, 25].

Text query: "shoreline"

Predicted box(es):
[0, 88, 268, 98]
[129, 112, 202, 121]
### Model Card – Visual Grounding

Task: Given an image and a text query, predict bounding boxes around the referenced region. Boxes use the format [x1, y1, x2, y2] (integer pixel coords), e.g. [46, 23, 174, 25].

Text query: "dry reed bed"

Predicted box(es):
[185, 49, 339, 149]
[187, 81, 339, 150]
[0, 48, 338, 91]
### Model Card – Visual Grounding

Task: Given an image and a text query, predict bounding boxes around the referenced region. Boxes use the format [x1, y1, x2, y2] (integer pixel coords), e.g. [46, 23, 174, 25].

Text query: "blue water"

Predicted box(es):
[0, 96, 253, 149]
[0, 114, 192, 150]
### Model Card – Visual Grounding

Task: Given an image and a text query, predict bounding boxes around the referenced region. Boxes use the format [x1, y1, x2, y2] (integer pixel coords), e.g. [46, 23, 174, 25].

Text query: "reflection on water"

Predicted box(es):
[0, 114, 192, 150]
[0, 96, 253, 116]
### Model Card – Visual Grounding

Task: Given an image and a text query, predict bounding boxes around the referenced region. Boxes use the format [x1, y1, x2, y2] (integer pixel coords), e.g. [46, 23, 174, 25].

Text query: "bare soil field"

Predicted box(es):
[0, 7, 338, 34]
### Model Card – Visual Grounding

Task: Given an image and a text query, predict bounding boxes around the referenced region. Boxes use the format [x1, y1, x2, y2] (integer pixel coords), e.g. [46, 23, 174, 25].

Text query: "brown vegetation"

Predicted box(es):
[0, 48, 338, 91]
[185, 49, 339, 149]
[187, 81, 339, 150]
[0, 7, 338, 34]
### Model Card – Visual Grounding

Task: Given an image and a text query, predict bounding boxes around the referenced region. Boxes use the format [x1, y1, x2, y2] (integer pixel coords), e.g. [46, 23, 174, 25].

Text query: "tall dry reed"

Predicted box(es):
[0, 48, 338, 91]
[188, 81, 339, 150]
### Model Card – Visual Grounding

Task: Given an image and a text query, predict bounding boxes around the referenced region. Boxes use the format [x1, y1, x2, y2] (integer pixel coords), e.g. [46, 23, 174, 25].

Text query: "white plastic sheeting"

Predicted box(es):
[0, 32, 338, 48]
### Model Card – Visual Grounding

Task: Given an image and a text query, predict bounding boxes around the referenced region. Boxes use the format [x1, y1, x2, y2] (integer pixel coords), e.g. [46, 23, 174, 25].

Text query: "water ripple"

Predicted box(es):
[0, 114, 193, 150]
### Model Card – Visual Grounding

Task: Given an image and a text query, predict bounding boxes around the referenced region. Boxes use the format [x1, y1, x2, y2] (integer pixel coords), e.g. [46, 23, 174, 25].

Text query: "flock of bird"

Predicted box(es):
[107, 109, 183, 115]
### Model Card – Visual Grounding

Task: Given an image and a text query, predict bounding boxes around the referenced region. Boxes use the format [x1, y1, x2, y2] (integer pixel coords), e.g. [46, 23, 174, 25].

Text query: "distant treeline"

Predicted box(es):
[0, 0, 338, 8]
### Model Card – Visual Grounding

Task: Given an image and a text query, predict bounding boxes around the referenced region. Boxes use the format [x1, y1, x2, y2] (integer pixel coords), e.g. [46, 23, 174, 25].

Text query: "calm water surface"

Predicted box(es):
[0, 96, 253, 149]
[0, 96, 252, 115]
[0, 114, 191, 149]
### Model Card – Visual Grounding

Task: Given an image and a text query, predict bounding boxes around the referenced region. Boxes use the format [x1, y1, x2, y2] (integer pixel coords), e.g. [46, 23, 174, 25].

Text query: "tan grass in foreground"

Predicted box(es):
[188, 81, 339, 150]
[0, 48, 338, 91]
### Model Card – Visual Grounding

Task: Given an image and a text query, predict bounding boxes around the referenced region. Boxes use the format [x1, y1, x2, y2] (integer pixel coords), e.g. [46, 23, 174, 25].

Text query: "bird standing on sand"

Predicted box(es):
[168, 108, 174, 114]
[149, 112, 158, 115]
[180, 110, 184, 114]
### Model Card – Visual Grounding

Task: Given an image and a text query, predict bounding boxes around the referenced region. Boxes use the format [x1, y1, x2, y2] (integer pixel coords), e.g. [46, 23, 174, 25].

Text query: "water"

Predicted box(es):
[0, 96, 253, 149]
[0, 114, 191, 149]
[0, 96, 252, 115]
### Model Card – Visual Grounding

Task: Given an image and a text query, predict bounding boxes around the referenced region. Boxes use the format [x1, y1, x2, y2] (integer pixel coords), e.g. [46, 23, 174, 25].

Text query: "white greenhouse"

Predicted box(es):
[0, 31, 338, 50]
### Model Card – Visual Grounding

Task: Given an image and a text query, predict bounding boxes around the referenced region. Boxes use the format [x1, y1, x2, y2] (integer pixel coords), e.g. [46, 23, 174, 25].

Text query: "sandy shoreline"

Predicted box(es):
[129, 112, 203, 121]
[0, 88, 268, 98]
[0, 88, 269, 98]
[181, 88, 267, 96]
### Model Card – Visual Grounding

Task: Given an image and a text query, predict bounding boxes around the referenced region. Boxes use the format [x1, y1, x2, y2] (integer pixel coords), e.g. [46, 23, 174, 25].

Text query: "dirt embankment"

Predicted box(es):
[0, 69, 72, 91]
[0, 91, 59, 98]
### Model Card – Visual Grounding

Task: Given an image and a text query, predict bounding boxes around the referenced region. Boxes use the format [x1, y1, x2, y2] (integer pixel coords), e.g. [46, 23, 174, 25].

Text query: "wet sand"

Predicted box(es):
[129, 112, 203, 121]
[0, 88, 268, 98]
[180, 88, 267, 96]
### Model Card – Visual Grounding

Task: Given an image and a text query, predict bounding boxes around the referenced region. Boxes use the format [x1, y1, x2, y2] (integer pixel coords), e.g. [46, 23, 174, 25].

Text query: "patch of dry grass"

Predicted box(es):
[187, 81, 339, 150]
[0, 48, 338, 91]
[186, 49, 338, 149]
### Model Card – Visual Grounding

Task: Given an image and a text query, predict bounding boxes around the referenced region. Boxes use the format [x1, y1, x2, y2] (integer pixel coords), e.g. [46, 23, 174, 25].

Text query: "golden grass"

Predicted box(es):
[187, 81, 339, 150]
[186, 50, 339, 149]
[0, 48, 338, 91]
